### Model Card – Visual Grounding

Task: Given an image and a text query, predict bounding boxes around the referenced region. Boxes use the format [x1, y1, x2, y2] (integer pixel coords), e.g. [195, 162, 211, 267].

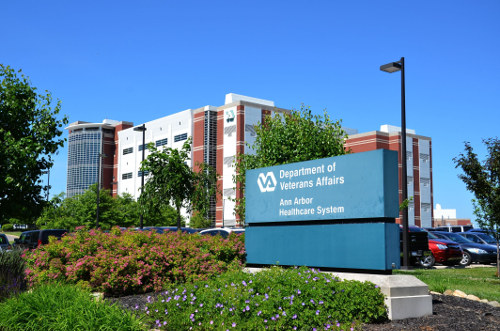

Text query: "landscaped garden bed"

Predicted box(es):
[0, 227, 392, 330]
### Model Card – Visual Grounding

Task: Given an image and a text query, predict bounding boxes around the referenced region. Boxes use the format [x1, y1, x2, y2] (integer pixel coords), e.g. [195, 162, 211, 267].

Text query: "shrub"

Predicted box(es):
[0, 283, 144, 330]
[1, 223, 13, 232]
[143, 266, 387, 330]
[24, 227, 245, 295]
[0, 249, 27, 301]
[189, 213, 212, 228]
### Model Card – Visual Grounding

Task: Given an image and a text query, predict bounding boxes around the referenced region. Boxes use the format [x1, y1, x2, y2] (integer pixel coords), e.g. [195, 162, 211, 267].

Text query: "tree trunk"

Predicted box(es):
[176, 205, 181, 231]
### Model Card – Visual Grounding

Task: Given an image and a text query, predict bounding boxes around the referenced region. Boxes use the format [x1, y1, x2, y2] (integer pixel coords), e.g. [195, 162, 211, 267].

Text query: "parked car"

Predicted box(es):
[459, 232, 497, 246]
[14, 229, 67, 250]
[136, 226, 201, 234]
[431, 231, 497, 266]
[400, 226, 432, 266]
[199, 227, 245, 238]
[430, 225, 474, 233]
[420, 231, 463, 267]
[0, 233, 12, 251]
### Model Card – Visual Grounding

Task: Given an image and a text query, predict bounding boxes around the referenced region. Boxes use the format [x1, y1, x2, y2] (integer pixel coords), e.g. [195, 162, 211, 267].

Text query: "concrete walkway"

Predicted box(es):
[3, 234, 19, 244]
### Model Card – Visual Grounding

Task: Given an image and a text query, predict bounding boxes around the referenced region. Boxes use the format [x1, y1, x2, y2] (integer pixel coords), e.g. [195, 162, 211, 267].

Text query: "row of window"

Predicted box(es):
[123, 147, 133, 155]
[122, 171, 150, 180]
[405, 152, 430, 163]
[174, 133, 188, 142]
[122, 134, 186, 155]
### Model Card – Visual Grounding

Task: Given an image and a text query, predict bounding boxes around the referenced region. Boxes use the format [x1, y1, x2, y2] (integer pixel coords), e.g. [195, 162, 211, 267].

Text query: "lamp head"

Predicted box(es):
[133, 124, 147, 132]
[380, 61, 402, 73]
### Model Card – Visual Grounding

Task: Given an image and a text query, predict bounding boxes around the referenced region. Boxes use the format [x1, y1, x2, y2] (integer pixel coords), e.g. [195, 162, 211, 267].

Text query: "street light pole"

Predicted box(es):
[96, 147, 102, 228]
[134, 124, 147, 229]
[380, 57, 410, 269]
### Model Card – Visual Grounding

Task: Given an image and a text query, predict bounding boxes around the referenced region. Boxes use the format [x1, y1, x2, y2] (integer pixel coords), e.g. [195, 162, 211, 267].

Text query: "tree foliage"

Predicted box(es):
[0, 65, 68, 224]
[139, 138, 219, 230]
[36, 185, 181, 231]
[454, 138, 500, 276]
[233, 106, 349, 222]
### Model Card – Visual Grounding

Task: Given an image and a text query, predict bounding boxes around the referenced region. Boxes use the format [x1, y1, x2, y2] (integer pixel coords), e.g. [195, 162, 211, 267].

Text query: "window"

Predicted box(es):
[122, 172, 133, 180]
[138, 170, 150, 177]
[420, 153, 430, 162]
[138, 144, 150, 151]
[156, 138, 168, 147]
[421, 203, 431, 212]
[123, 147, 133, 155]
[420, 177, 430, 187]
[174, 133, 187, 142]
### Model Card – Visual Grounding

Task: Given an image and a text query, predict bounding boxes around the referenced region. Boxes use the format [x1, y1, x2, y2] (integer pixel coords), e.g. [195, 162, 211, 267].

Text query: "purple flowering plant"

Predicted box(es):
[143, 266, 387, 330]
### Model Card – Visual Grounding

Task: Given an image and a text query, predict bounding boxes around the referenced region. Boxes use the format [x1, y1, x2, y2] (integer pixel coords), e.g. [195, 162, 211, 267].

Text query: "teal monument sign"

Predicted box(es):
[245, 149, 401, 272]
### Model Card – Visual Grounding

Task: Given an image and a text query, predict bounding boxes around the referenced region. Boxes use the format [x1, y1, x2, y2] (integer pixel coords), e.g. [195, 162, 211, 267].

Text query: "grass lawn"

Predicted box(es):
[0, 231, 22, 237]
[395, 267, 500, 302]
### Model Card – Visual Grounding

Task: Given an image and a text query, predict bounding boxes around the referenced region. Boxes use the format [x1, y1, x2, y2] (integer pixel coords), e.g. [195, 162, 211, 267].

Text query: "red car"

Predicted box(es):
[419, 231, 463, 267]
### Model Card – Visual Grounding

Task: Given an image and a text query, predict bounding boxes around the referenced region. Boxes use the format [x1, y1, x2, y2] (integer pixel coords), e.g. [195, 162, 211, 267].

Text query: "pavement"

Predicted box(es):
[4, 234, 19, 244]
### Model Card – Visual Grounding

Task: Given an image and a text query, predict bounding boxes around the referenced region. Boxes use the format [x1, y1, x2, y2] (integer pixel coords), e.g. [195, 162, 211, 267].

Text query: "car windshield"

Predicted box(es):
[0, 236, 7, 244]
[476, 233, 496, 244]
[427, 232, 439, 239]
[442, 232, 471, 243]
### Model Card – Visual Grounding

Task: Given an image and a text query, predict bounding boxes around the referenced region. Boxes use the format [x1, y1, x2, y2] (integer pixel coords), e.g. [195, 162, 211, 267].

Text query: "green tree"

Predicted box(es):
[454, 138, 500, 276]
[139, 138, 219, 230]
[233, 106, 349, 222]
[189, 213, 212, 229]
[35, 186, 164, 231]
[0, 65, 68, 224]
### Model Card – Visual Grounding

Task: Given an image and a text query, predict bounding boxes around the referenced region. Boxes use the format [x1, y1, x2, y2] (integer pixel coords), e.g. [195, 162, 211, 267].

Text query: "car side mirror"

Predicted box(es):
[14, 238, 19, 244]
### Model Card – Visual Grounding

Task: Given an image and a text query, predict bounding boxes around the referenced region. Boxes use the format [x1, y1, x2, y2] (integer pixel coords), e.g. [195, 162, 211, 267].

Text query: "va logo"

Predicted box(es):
[226, 109, 235, 122]
[257, 172, 277, 192]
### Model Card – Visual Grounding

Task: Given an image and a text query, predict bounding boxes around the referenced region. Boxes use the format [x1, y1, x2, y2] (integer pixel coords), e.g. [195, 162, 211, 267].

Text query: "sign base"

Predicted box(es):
[245, 222, 400, 272]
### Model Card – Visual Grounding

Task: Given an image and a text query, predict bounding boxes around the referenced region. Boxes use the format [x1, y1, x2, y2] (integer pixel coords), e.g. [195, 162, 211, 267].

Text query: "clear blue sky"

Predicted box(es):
[3, 1, 499, 222]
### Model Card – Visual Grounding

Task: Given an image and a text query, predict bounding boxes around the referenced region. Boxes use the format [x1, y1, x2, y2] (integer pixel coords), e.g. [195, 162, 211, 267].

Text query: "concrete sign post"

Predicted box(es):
[245, 149, 401, 272]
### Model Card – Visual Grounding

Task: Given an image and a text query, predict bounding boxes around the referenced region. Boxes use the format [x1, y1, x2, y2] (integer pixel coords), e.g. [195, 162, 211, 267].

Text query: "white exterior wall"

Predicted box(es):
[434, 204, 457, 219]
[405, 136, 415, 226]
[243, 106, 262, 155]
[222, 106, 238, 226]
[418, 139, 432, 228]
[117, 109, 193, 199]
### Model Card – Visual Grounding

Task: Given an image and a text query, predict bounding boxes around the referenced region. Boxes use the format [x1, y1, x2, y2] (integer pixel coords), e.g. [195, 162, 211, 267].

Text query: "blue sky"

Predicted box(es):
[2, 1, 499, 221]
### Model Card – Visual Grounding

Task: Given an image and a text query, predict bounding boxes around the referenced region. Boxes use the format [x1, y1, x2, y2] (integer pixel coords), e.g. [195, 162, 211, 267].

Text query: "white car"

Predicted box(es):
[199, 228, 245, 238]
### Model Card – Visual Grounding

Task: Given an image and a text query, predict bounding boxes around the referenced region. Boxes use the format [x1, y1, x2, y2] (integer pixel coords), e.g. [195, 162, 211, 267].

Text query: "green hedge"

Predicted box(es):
[0, 283, 144, 330]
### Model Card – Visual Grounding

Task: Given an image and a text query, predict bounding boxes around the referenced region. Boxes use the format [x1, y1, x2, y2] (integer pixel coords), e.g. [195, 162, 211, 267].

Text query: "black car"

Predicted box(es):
[14, 229, 67, 249]
[432, 231, 497, 266]
[459, 232, 497, 246]
[400, 226, 432, 266]
[199, 228, 245, 238]
[136, 227, 200, 234]
[0, 234, 11, 251]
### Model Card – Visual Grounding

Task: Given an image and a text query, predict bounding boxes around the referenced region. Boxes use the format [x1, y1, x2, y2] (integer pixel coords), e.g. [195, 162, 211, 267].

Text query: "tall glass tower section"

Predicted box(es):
[66, 124, 103, 198]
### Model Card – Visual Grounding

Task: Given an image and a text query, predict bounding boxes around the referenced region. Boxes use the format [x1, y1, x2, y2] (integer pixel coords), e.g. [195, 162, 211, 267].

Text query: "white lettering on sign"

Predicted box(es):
[280, 199, 292, 206]
[294, 197, 313, 205]
[317, 205, 345, 215]
[280, 165, 325, 179]
[315, 175, 344, 187]
[280, 180, 314, 190]
[279, 207, 316, 216]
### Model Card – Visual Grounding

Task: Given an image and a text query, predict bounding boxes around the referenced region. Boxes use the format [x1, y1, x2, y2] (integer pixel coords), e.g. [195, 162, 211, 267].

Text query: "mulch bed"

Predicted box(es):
[109, 293, 500, 330]
[363, 293, 500, 331]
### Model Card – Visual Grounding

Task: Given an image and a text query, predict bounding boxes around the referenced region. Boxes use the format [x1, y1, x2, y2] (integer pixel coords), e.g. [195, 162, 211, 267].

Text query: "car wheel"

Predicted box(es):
[419, 254, 435, 268]
[460, 251, 472, 266]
